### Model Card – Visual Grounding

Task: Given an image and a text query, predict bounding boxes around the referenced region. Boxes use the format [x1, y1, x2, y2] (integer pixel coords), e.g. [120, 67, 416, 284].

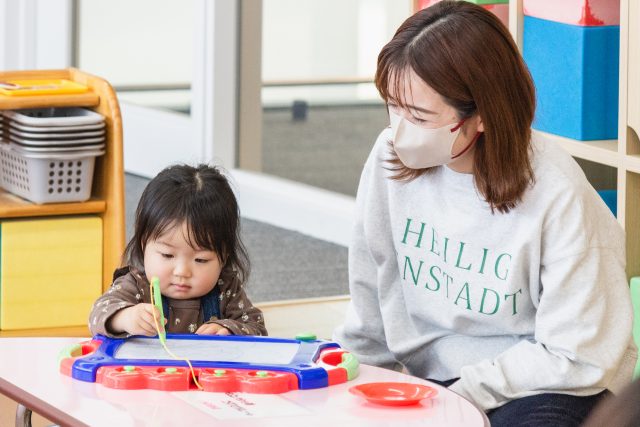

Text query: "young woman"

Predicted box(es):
[334, 2, 636, 425]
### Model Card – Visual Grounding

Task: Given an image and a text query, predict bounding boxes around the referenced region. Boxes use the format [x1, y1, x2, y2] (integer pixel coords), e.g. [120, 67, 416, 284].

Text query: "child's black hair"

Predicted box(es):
[123, 164, 249, 282]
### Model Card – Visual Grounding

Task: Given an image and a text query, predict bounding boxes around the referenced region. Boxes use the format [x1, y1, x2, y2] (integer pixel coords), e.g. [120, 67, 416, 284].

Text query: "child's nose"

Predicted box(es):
[173, 261, 191, 278]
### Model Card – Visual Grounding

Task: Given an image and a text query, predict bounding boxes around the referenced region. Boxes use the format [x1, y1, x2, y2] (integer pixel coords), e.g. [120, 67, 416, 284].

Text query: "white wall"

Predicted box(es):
[262, 0, 359, 80]
[261, 0, 411, 105]
[77, 0, 193, 87]
[262, 0, 410, 80]
[77, 0, 411, 93]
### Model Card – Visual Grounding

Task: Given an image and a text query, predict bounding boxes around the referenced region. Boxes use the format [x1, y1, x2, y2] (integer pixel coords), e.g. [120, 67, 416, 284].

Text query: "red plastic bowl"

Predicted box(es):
[349, 382, 438, 406]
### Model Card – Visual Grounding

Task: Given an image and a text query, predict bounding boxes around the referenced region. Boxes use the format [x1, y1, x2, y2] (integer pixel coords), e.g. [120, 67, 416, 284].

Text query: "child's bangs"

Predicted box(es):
[143, 201, 198, 248]
[184, 217, 218, 254]
[146, 216, 181, 245]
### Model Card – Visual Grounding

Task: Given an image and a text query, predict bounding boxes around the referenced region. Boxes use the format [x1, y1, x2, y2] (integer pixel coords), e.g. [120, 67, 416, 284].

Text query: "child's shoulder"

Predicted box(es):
[111, 265, 146, 289]
[217, 267, 241, 289]
[112, 266, 132, 282]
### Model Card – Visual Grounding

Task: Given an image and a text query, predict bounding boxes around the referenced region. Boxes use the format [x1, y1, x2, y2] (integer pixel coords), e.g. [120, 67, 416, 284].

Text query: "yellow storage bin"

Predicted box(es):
[0, 216, 102, 330]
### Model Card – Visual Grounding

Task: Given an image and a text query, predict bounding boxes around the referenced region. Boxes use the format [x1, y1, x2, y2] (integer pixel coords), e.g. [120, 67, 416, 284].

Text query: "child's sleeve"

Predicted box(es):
[207, 273, 267, 336]
[88, 271, 146, 338]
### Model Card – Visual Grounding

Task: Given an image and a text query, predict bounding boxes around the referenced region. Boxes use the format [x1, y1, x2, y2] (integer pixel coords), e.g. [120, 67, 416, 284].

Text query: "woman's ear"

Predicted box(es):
[476, 114, 484, 133]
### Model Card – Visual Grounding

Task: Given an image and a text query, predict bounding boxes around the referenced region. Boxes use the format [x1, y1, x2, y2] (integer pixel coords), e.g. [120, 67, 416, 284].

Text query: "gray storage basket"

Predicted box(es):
[0, 143, 104, 204]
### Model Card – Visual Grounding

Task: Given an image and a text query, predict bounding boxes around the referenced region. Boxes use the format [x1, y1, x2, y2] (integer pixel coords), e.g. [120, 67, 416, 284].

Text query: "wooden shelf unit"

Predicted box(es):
[511, 0, 640, 277]
[0, 68, 125, 337]
[0, 192, 106, 218]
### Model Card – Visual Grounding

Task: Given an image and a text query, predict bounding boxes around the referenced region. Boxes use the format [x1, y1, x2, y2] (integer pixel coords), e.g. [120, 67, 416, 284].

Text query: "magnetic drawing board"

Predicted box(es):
[62, 334, 355, 391]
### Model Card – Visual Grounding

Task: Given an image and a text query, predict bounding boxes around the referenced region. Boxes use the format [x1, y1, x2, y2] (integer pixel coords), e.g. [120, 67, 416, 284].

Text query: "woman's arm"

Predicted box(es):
[333, 130, 401, 370]
[450, 187, 636, 411]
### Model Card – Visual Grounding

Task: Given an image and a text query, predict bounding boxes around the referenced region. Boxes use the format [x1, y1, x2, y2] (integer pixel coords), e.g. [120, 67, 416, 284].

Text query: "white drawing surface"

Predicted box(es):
[115, 338, 300, 365]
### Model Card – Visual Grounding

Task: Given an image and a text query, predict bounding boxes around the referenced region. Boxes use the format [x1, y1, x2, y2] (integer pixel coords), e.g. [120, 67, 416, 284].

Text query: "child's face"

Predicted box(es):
[143, 222, 223, 300]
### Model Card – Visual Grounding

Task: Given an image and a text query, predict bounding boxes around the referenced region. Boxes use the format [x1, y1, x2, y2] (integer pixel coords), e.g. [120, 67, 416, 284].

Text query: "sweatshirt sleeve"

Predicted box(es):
[209, 272, 268, 336]
[333, 132, 402, 371]
[449, 186, 637, 411]
[89, 272, 145, 338]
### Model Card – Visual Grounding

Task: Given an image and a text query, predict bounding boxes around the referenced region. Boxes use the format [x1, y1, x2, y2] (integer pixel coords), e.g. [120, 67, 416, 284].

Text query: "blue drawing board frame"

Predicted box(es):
[70, 334, 341, 390]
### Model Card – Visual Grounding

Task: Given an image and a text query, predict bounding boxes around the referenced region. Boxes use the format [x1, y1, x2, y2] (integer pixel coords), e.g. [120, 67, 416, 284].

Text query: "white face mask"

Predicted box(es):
[389, 111, 464, 169]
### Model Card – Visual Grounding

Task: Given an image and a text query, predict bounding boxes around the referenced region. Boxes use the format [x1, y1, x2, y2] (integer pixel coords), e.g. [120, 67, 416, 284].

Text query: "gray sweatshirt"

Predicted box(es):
[333, 128, 637, 411]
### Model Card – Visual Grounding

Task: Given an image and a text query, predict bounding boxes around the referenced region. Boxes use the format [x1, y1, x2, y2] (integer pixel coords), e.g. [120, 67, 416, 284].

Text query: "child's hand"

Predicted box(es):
[108, 303, 166, 336]
[196, 323, 231, 335]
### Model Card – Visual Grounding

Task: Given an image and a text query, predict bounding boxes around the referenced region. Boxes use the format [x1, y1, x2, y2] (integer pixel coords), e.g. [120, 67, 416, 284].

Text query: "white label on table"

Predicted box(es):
[173, 391, 311, 419]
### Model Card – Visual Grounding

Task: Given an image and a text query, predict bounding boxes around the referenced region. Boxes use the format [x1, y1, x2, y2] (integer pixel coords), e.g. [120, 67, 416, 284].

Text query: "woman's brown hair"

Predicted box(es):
[375, 0, 536, 213]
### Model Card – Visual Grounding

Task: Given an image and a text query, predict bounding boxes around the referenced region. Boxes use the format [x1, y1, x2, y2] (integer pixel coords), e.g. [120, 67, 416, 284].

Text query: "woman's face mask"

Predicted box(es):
[389, 111, 465, 169]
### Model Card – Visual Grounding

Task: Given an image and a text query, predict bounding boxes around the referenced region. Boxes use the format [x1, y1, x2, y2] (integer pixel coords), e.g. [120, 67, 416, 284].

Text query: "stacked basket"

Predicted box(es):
[0, 107, 105, 204]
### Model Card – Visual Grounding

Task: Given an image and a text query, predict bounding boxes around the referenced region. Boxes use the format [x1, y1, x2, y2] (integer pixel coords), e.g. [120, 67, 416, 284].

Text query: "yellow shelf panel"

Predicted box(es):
[0, 69, 100, 110]
[0, 325, 89, 338]
[0, 189, 106, 218]
[0, 217, 103, 330]
[0, 92, 100, 110]
[532, 129, 619, 168]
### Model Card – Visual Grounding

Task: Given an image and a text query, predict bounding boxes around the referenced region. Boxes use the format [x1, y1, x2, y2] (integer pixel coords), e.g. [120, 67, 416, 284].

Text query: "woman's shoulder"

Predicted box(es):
[529, 137, 595, 197]
[527, 137, 621, 238]
[370, 126, 394, 163]
[358, 127, 396, 184]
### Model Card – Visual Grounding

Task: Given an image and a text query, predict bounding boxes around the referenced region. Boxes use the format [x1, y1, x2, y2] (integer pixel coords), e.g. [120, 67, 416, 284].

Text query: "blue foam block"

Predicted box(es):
[523, 16, 619, 141]
[597, 189, 617, 217]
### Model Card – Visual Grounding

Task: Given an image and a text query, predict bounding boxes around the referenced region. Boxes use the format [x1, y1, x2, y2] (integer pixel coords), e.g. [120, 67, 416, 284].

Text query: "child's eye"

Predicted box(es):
[160, 252, 173, 259]
[195, 258, 210, 264]
[412, 116, 427, 124]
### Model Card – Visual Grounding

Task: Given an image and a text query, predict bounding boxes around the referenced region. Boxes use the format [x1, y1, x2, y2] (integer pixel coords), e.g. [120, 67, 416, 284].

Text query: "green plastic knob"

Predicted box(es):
[123, 365, 136, 372]
[338, 353, 360, 381]
[214, 369, 226, 377]
[295, 332, 317, 342]
[256, 370, 269, 378]
[165, 367, 177, 374]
